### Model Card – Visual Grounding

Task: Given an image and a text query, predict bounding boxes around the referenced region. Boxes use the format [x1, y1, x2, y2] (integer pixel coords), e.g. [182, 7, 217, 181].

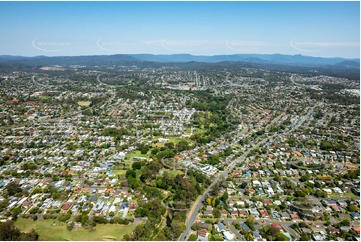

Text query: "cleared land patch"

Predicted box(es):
[77, 101, 91, 107]
[15, 218, 135, 241]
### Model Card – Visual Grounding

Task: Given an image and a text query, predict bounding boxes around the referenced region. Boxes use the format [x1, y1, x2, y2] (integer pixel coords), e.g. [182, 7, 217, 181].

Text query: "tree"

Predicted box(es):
[221, 191, 229, 203]
[338, 219, 351, 227]
[126, 170, 136, 179]
[191, 222, 200, 231]
[300, 233, 310, 241]
[188, 234, 197, 241]
[213, 208, 221, 218]
[177, 140, 190, 151]
[140, 147, 149, 155]
[0, 220, 39, 241]
[5, 182, 22, 196]
[165, 142, 175, 149]
[0, 220, 20, 240]
[245, 217, 255, 230]
[240, 182, 248, 189]
[132, 162, 142, 170]
[347, 204, 358, 212]
[122, 234, 131, 241]
[170, 220, 186, 240]
[67, 221, 75, 231]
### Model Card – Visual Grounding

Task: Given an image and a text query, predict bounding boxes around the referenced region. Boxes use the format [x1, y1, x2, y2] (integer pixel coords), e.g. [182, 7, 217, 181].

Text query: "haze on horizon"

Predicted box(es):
[0, 1, 359, 59]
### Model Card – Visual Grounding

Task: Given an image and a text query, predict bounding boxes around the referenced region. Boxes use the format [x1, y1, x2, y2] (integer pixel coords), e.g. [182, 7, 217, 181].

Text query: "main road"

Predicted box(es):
[179, 103, 318, 241]
[178, 113, 286, 241]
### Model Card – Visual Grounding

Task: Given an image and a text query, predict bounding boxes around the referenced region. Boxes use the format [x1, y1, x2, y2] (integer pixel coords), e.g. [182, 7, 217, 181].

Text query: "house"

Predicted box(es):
[311, 226, 326, 234]
[22, 201, 31, 209]
[353, 226, 360, 235]
[271, 223, 283, 232]
[119, 202, 129, 212]
[331, 204, 340, 211]
[204, 210, 213, 217]
[253, 231, 262, 240]
[129, 204, 137, 211]
[223, 231, 235, 241]
[230, 209, 239, 217]
[263, 199, 273, 206]
[239, 209, 248, 218]
[338, 213, 351, 220]
[301, 228, 312, 234]
[270, 210, 281, 219]
[200, 222, 211, 230]
[235, 200, 245, 207]
[340, 226, 351, 232]
[257, 188, 265, 195]
[197, 230, 208, 241]
[241, 223, 252, 232]
[337, 200, 348, 208]
[248, 208, 260, 217]
[327, 226, 340, 234]
[259, 209, 269, 218]
[290, 213, 299, 220]
[351, 212, 360, 220]
[220, 210, 229, 217]
[312, 234, 326, 241]
[62, 202, 72, 211]
[231, 170, 242, 177]
[314, 212, 323, 219]
[281, 212, 290, 220]
[216, 222, 225, 232]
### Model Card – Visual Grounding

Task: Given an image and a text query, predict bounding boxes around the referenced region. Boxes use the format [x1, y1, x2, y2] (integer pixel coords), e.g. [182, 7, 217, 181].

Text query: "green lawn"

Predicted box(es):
[329, 191, 359, 199]
[112, 170, 127, 176]
[161, 169, 184, 177]
[125, 150, 149, 160]
[16, 218, 135, 241]
[154, 137, 192, 148]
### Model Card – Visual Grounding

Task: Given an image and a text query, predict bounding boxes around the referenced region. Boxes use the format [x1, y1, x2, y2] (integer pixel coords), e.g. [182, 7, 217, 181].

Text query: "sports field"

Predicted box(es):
[16, 218, 135, 241]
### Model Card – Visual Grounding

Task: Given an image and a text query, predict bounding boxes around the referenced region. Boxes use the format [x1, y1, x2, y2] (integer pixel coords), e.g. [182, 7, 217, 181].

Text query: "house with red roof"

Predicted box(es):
[271, 223, 283, 232]
[238, 209, 248, 218]
[259, 210, 269, 218]
[62, 202, 72, 211]
[290, 213, 299, 220]
[353, 226, 360, 234]
[230, 209, 238, 217]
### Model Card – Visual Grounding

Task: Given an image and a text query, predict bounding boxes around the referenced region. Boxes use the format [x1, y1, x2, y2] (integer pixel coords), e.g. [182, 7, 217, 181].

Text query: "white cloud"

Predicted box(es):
[290, 39, 359, 52]
[294, 41, 359, 47]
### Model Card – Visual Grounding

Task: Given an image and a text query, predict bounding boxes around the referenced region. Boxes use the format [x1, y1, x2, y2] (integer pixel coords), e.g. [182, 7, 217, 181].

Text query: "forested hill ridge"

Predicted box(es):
[0, 54, 359, 80]
[0, 53, 359, 67]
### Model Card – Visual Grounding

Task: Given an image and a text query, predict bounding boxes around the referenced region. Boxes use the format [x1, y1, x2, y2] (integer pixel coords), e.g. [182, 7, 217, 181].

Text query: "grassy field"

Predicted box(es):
[16, 218, 135, 241]
[112, 170, 127, 177]
[329, 191, 359, 199]
[160, 169, 184, 177]
[77, 101, 91, 107]
[125, 150, 149, 160]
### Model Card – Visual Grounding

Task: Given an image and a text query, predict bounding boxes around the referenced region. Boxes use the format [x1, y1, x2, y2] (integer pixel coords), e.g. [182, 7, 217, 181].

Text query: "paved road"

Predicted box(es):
[224, 220, 245, 241]
[178, 113, 286, 241]
[179, 104, 322, 241]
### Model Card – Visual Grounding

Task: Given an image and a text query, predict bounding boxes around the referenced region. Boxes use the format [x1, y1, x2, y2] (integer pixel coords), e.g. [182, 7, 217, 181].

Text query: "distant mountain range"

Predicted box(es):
[129, 53, 360, 67]
[0, 53, 359, 68]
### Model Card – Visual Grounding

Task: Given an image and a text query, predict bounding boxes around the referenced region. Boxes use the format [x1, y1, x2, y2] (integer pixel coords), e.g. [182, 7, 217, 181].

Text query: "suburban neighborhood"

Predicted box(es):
[0, 62, 359, 241]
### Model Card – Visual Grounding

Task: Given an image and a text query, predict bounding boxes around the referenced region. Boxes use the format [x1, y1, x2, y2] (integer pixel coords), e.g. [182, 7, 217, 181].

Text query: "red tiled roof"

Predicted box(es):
[62, 202, 72, 210]
[197, 230, 207, 237]
[271, 223, 282, 231]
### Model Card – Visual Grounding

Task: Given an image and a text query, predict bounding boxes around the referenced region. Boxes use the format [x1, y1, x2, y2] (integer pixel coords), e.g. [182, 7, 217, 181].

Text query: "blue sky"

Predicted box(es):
[0, 1, 359, 58]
